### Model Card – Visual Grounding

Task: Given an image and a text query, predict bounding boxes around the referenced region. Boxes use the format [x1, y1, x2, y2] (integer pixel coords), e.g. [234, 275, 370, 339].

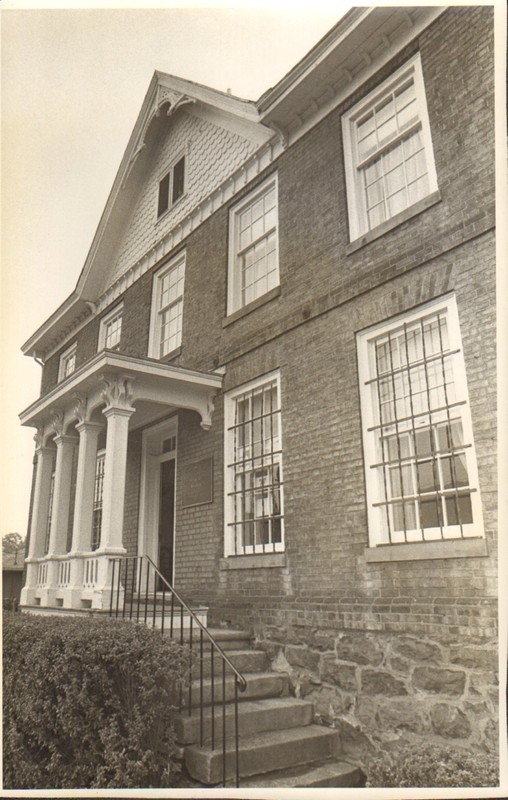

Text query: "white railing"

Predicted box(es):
[36, 562, 48, 587]
[57, 559, 72, 588]
[83, 557, 99, 588]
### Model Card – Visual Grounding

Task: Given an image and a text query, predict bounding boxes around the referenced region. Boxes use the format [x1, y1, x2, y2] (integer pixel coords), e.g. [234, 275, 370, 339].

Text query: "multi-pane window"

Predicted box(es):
[91, 450, 105, 551]
[44, 464, 56, 554]
[149, 254, 186, 358]
[58, 343, 77, 381]
[157, 155, 185, 218]
[98, 303, 123, 350]
[357, 296, 483, 547]
[228, 175, 278, 314]
[225, 373, 284, 555]
[342, 54, 437, 240]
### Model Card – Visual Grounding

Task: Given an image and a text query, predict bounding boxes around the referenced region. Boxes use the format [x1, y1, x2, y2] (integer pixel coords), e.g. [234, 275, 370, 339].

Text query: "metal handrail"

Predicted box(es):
[108, 554, 247, 787]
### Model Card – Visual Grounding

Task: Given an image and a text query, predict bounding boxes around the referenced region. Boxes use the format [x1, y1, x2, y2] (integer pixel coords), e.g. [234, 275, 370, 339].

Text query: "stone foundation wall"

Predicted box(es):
[252, 618, 497, 766]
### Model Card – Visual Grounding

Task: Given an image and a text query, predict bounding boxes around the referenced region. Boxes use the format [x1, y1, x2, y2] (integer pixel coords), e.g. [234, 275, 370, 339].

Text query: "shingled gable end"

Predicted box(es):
[18, 6, 497, 787]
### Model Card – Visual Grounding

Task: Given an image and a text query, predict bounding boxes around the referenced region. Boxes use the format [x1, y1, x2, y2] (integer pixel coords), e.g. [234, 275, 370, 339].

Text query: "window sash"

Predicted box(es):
[149, 256, 185, 358]
[226, 376, 284, 555]
[59, 345, 77, 381]
[91, 451, 105, 551]
[357, 297, 483, 547]
[343, 54, 437, 240]
[158, 155, 185, 218]
[228, 176, 279, 314]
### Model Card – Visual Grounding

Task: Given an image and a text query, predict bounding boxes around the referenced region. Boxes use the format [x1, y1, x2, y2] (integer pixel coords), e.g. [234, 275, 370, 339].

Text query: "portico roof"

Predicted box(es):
[19, 351, 223, 435]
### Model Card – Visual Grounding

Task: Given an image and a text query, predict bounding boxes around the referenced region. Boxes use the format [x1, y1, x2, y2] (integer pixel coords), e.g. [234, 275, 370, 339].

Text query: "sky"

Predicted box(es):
[1, 1, 351, 537]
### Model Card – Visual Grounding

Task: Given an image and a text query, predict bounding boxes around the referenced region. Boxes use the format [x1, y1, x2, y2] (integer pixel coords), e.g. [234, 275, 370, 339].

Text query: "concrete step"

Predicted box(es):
[239, 758, 364, 788]
[182, 671, 289, 708]
[191, 649, 268, 679]
[175, 697, 313, 745]
[185, 724, 340, 785]
[161, 627, 252, 651]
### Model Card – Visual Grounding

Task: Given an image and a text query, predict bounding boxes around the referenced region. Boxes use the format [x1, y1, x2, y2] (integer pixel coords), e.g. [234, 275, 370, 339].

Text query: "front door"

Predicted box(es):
[158, 458, 175, 584]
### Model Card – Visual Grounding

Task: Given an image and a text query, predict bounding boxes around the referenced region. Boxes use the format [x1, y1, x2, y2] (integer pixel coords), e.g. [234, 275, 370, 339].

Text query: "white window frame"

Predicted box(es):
[227, 174, 279, 316]
[98, 302, 123, 351]
[342, 53, 438, 241]
[357, 294, 484, 549]
[157, 151, 186, 219]
[58, 342, 77, 382]
[224, 370, 285, 556]
[148, 252, 186, 359]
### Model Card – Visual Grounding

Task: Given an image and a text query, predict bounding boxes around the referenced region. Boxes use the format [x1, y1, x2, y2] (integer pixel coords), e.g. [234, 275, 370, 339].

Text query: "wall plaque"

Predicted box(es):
[182, 456, 213, 508]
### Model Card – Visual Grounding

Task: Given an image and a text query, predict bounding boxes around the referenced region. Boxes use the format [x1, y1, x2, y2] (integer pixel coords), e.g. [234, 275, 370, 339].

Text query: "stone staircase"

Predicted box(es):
[172, 628, 363, 788]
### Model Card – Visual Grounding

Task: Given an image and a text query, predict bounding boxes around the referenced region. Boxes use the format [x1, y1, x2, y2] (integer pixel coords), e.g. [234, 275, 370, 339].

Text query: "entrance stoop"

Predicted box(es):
[172, 628, 364, 788]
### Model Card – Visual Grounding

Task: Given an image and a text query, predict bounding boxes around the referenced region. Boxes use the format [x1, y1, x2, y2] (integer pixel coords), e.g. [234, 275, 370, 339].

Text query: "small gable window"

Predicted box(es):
[157, 155, 185, 218]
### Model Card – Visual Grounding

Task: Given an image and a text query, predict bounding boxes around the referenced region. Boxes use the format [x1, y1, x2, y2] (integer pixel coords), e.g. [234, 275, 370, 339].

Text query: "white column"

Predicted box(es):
[99, 405, 134, 551]
[70, 421, 103, 553]
[87, 376, 134, 610]
[20, 441, 55, 607]
[64, 420, 103, 609]
[47, 434, 78, 556]
[43, 433, 78, 605]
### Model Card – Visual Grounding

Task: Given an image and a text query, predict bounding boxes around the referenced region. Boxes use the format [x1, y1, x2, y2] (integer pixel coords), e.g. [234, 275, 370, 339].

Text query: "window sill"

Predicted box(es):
[156, 193, 187, 225]
[364, 536, 488, 563]
[220, 553, 286, 570]
[158, 346, 182, 362]
[223, 286, 281, 328]
[346, 190, 442, 255]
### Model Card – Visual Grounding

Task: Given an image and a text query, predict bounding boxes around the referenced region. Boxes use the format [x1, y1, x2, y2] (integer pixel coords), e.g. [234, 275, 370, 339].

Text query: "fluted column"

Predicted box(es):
[47, 433, 78, 556]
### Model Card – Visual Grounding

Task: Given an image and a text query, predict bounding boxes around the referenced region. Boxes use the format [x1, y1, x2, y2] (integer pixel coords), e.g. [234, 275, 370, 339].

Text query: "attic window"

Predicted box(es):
[157, 155, 185, 218]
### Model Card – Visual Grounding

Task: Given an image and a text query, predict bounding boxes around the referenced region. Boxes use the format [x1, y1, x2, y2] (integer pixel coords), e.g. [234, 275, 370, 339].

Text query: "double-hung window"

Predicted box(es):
[157, 154, 185, 218]
[227, 175, 278, 315]
[342, 54, 438, 241]
[91, 450, 105, 551]
[357, 295, 483, 548]
[149, 253, 185, 359]
[225, 372, 284, 555]
[98, 303, 123, 351]
[58, 343, 77, 382]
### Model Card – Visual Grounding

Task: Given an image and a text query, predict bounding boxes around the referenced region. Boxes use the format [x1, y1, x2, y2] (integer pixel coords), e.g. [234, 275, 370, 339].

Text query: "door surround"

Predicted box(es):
[138, 416, 178, 579]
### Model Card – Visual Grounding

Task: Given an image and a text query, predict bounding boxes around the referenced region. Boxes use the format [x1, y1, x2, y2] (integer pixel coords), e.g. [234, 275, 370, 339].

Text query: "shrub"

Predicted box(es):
[3, 611, 188, 789]
[366, 742, 498, 788]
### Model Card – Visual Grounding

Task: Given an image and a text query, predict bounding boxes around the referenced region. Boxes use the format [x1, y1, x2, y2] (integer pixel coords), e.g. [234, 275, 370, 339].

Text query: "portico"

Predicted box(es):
[20, 351, 222, 611]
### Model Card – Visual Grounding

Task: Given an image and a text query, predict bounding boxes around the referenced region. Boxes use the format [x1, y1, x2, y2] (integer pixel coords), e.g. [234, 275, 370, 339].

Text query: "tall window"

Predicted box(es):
[58, 343, 77, 382]
[342, 54, 437, 240]
[357, 296, 483, 547]
[149, 253, 186, 358]
[225, 372, 284, 555]
[44, 464, 56, 554]
[227, 175, 278, 315]
[91, 450, 105, 551]
[157, 155, 185, 218]
[98, 303, 123, 350]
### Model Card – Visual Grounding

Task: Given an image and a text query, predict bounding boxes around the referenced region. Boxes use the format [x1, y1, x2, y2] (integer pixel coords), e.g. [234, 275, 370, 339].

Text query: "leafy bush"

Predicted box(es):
[367, 742, 498, 788]
[3, 611, 188, 789]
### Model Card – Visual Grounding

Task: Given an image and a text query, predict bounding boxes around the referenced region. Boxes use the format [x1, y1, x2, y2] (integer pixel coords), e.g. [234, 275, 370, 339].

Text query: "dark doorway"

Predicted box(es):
[158, 458, 175, 585]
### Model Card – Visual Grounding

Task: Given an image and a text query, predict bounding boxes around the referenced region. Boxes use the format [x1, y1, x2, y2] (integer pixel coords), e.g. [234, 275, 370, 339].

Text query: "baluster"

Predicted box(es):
[234, 679, 240, 787]
[136, 557, 143, 621]
[211, 645, 215, 751]
[188, 616, 193, 716]
[170, 592, 174, 638]
[115, 559, 121, 617]
[129, 558, 135, 619]
[144, 560, 149, 625]
[122, 557, 128, 618]
[199, 629, 204, 746]
[222, 659, 227, 787]
[161, 586, 166, 635]
[152, 563, 157, 629]
[109, 559, 116, 616]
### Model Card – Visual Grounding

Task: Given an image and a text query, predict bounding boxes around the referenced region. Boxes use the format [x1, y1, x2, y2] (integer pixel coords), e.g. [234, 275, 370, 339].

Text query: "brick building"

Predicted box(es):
[19, 6, 497, 779]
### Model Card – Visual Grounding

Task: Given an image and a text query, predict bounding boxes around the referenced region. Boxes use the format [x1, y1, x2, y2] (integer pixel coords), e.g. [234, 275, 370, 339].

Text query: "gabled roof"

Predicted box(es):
[22, 73, 265, 358]
[22, 6, 446, 359]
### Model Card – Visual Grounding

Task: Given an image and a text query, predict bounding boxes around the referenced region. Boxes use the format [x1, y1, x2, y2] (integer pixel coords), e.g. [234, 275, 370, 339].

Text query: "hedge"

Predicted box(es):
[366, 742, 498, 788]
[3, 611, 188, 789]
